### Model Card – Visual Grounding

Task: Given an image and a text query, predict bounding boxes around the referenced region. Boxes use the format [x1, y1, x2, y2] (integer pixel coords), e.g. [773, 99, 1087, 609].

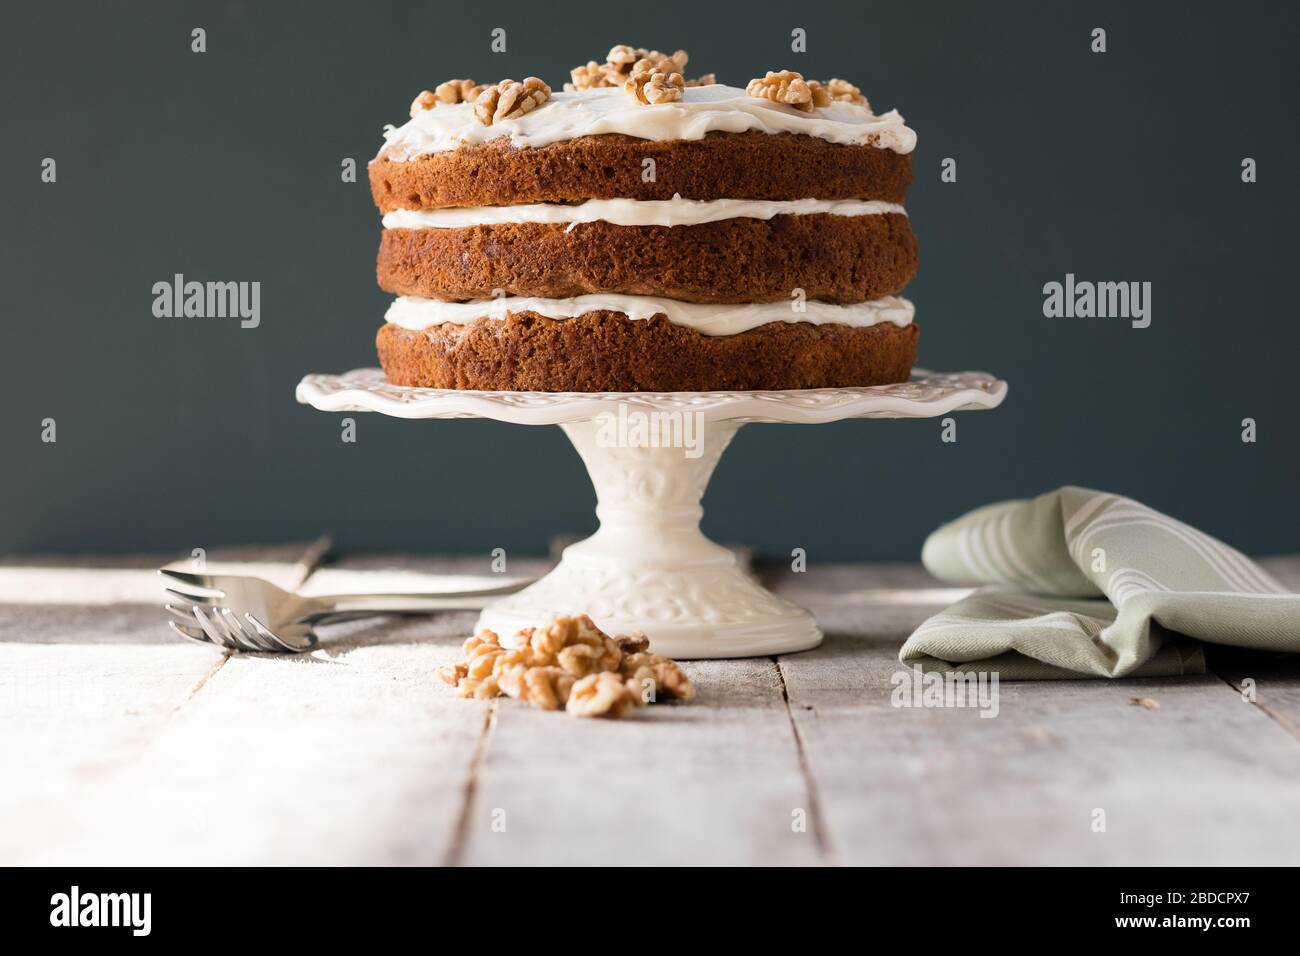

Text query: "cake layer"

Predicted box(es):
[370, 131, 912, 212]
[378, 85, 917, 162]
[376, 313, 919, 392]
[377, 214, 918, 304]
[384, 293, 915, 336]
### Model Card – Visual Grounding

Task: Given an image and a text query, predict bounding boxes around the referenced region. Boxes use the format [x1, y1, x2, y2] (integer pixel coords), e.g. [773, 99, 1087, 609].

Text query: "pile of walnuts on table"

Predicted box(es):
[437, 614, 695, 718]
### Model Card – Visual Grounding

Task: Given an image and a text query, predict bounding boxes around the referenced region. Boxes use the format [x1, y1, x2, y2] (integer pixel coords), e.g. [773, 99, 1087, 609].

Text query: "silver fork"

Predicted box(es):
[160, 568, 533, 653]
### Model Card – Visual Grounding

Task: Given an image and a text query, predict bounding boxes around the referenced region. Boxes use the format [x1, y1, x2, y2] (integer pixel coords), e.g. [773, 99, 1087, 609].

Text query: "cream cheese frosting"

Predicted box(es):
[384, 293, 914, 336]
[379, 84, 917, 160]
[381, 196, 907, 230]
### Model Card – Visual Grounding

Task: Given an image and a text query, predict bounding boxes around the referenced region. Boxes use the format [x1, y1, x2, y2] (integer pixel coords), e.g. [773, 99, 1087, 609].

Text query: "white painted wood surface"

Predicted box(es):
[3, 549, 1298, 866]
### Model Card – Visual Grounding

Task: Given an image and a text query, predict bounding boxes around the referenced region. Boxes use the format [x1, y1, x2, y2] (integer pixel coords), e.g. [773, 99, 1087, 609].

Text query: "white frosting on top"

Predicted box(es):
[381, 197, 906, 230]
[384, 293, 914, 337]
[380, 84, 916, 159]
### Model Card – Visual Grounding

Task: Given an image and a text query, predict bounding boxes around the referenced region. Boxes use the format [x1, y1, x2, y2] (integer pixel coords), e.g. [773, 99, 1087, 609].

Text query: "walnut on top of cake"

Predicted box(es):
[405, 45, 873, 123]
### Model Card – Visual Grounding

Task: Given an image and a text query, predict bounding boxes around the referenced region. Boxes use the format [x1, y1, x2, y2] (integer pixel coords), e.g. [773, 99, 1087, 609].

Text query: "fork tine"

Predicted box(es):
[168, 619, 215, 646]
[246, 613, 317, 653]
[165, 582, 218, 606]
[273, 623, 319, 652]
[219, 607, 275, 652]
[244, 615, 293, 652]
[165, 587, 218, 608]
[211, 607, 260, 652]
[164, 602, 200, 623]
[159, 568, 217, 589]
[191, 606, 238, 649]
[162, 580, 225, 601]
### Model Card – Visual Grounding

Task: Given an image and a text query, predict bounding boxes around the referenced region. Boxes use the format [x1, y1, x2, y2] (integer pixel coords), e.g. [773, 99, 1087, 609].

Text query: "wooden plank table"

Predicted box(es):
[3, 547, 1299, 866]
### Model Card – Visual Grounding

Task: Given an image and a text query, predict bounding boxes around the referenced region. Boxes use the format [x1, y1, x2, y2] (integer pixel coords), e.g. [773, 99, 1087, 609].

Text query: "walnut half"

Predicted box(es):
[473, 77, 552, 126]
[499, 665, 577, 711]
[566, 672, 640, 718]
[409, 90, 438, 117]
[621, 651, 695, 702]
[745, 70, 832, 113]
[824, 77, 869, 108]
[625, 68, 685, 105]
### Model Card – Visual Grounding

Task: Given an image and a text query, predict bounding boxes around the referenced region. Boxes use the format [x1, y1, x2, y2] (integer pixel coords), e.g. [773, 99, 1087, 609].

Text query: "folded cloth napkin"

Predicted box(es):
[901, 486, 1300, 679]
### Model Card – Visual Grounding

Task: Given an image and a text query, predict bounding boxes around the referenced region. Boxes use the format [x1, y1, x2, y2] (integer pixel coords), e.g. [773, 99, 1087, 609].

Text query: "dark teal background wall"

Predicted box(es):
[3, 0, 1296, 558]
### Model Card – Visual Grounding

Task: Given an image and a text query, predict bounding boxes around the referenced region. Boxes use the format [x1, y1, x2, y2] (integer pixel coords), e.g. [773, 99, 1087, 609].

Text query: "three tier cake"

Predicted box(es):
[368, 48, 919, 391]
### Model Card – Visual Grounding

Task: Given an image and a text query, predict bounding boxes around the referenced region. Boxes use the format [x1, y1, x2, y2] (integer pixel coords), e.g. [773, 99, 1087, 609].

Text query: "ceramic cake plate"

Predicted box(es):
[296, 368, 1008, 658]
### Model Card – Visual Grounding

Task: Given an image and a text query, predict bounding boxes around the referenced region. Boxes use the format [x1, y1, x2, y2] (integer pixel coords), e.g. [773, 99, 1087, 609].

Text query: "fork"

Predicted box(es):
[160, 568, 533, 653]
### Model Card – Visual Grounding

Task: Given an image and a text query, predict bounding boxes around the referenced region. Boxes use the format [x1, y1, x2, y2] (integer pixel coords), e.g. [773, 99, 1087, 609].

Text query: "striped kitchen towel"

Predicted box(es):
[902, 486, 1300, 678]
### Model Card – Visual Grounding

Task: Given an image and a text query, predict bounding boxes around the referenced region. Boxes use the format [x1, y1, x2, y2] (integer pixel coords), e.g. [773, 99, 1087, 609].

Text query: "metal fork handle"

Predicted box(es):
[302, 577, 528, 610]
[304, 592, 523, 617]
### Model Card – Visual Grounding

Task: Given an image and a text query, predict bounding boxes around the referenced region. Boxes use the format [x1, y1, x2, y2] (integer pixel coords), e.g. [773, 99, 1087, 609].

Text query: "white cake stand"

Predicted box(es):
[296, 368, 1006, 658]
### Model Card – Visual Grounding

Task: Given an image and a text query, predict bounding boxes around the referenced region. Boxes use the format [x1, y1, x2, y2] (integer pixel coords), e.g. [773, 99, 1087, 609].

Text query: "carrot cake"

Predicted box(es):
[368, 50, 920, 391]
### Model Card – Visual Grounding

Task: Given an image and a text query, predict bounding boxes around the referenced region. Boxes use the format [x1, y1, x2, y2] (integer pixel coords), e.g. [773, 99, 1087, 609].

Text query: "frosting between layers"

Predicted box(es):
[384, 293, 914, 337]
[381, 197, 907, 230]
[380, 84, 916, 160]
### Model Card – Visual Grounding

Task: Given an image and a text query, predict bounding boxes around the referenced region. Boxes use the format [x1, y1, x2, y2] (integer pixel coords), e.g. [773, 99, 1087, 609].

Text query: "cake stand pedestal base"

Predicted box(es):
[476, 419, 821, 658]
[295, 368, 1007, 658]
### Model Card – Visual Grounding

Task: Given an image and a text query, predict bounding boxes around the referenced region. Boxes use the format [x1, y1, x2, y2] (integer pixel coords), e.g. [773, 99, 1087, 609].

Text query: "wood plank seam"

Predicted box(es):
[774, 656, 837, 864]
[169, 653, 230, 716]
[1210, 670, 1300, 743]
[443, 699, 498, 866]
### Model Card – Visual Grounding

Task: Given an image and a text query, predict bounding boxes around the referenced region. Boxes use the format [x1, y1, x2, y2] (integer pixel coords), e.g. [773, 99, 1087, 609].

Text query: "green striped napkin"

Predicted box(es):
[902, 486, 1299, 679]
